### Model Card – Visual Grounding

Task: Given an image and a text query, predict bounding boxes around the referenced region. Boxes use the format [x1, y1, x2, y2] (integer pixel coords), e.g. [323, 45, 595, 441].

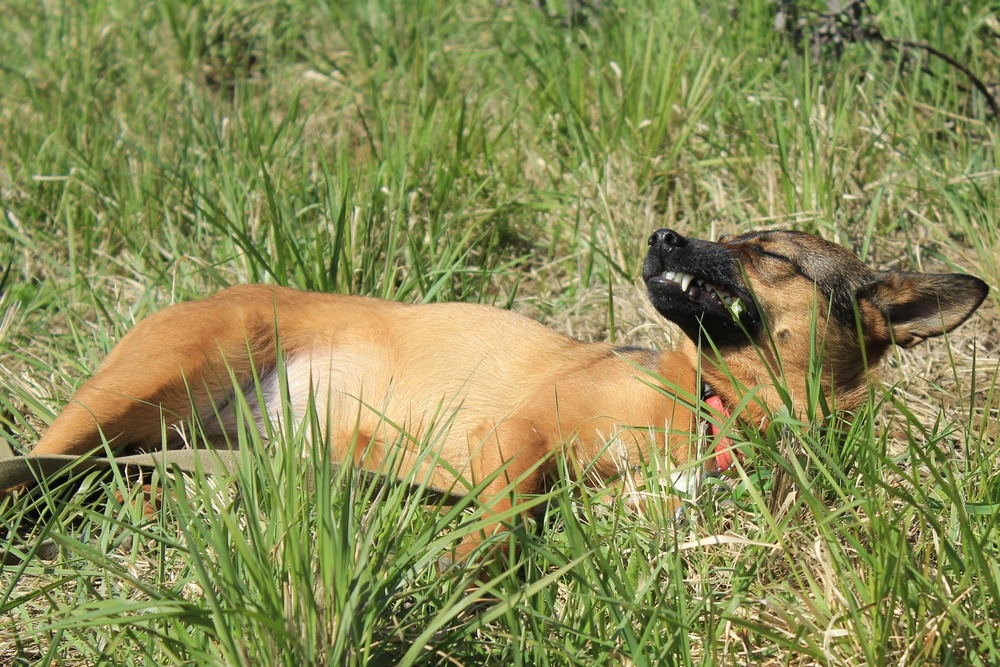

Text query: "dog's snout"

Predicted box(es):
[643, 228, 691, 278]
[648, 229, 688, 250]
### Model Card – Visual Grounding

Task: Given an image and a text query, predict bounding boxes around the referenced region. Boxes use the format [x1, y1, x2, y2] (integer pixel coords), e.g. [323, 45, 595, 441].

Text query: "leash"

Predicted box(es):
[0, 438, 241, 492]
[0, 438, 469, 506]
[0, 386, 742, 506]
[701, 384, 741, 473]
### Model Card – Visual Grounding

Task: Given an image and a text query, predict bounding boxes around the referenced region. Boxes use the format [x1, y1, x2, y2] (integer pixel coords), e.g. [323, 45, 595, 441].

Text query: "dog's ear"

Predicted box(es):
[862, 272, 989, 348]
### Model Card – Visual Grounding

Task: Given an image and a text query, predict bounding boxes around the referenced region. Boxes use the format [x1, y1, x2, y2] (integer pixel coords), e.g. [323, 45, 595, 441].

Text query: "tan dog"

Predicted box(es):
[15, 229, 989, 560]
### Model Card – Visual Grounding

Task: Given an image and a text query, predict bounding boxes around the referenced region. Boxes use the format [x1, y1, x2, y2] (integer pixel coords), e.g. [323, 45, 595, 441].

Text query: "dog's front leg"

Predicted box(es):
[438, 419, 549, 572]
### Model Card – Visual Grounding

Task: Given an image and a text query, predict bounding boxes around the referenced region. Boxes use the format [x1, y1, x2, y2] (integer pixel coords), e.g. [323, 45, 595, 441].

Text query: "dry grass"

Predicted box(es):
[2, 0, 999, 665]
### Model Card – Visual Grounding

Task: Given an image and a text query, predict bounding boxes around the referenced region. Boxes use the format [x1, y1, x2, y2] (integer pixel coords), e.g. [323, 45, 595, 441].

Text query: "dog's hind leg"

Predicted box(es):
[29, 292, 281, 458]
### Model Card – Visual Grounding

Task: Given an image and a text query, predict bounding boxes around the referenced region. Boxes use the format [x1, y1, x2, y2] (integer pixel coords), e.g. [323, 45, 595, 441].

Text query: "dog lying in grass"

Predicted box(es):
[9, 228, 989, 562]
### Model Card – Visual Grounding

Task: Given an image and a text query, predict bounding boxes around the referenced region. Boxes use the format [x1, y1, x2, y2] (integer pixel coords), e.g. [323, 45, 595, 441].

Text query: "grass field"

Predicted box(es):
[2, 0, 999, 664]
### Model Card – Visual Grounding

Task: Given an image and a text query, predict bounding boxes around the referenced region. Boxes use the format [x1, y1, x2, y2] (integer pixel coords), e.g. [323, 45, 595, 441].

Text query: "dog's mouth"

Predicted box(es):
[651, 270, 748, 319]
[642, 229, 761, 346]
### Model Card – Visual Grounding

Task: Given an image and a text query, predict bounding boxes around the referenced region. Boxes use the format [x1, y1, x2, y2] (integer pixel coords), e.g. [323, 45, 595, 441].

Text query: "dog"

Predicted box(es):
[11, 228, 989, 561]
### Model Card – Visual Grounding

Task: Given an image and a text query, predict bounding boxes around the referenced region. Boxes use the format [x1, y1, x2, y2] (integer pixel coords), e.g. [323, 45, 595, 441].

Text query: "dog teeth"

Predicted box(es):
[657, 271, 740, 318]
[659, 270, 696, 292]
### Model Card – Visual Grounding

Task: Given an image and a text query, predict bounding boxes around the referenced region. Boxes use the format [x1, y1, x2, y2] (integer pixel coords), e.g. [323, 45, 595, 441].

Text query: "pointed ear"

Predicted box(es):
[863, 272, 989, 348]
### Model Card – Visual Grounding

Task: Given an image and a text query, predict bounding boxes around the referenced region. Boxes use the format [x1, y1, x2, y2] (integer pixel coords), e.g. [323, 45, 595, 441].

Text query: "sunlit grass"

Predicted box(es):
[2, 0, 999, 664]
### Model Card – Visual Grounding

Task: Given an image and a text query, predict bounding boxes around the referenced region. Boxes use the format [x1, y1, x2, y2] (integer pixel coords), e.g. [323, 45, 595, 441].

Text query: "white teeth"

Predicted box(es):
[656, 270, 744, 319]
[659, 270, 695, 291]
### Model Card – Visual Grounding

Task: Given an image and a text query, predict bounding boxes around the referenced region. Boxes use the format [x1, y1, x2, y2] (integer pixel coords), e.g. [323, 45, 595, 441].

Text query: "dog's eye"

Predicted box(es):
[747, 243, 824, 286]
[750, 244, 793, 264]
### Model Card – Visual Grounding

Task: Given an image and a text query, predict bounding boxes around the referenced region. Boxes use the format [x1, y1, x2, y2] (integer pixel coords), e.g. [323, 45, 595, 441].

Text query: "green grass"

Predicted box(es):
[2, 0, 999, 664]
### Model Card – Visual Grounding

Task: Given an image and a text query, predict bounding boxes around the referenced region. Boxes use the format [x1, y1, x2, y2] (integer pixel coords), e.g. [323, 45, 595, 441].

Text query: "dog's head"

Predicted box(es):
[643, 228, 989, 418]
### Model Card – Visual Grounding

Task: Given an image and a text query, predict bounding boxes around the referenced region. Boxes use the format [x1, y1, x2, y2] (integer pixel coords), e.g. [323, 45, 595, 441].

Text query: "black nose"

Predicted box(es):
[647, 228, 687, 248]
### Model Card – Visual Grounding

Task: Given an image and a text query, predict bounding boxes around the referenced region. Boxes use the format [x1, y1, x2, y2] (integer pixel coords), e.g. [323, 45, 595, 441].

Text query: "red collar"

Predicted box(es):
[703, 385, 738, 472]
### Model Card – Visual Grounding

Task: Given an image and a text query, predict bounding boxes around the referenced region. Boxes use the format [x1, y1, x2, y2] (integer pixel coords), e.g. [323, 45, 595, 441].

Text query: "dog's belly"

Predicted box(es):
[202, 340, 531, 488]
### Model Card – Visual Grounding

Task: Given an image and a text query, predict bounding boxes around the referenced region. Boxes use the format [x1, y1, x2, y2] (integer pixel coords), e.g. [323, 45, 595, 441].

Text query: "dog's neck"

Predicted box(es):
[629, 345, 740, 472]
[678, 338, 782, 430]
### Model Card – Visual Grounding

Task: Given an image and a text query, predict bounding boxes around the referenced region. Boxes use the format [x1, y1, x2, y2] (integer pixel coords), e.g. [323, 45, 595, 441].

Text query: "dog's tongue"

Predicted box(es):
[705, 394, 737, 472]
